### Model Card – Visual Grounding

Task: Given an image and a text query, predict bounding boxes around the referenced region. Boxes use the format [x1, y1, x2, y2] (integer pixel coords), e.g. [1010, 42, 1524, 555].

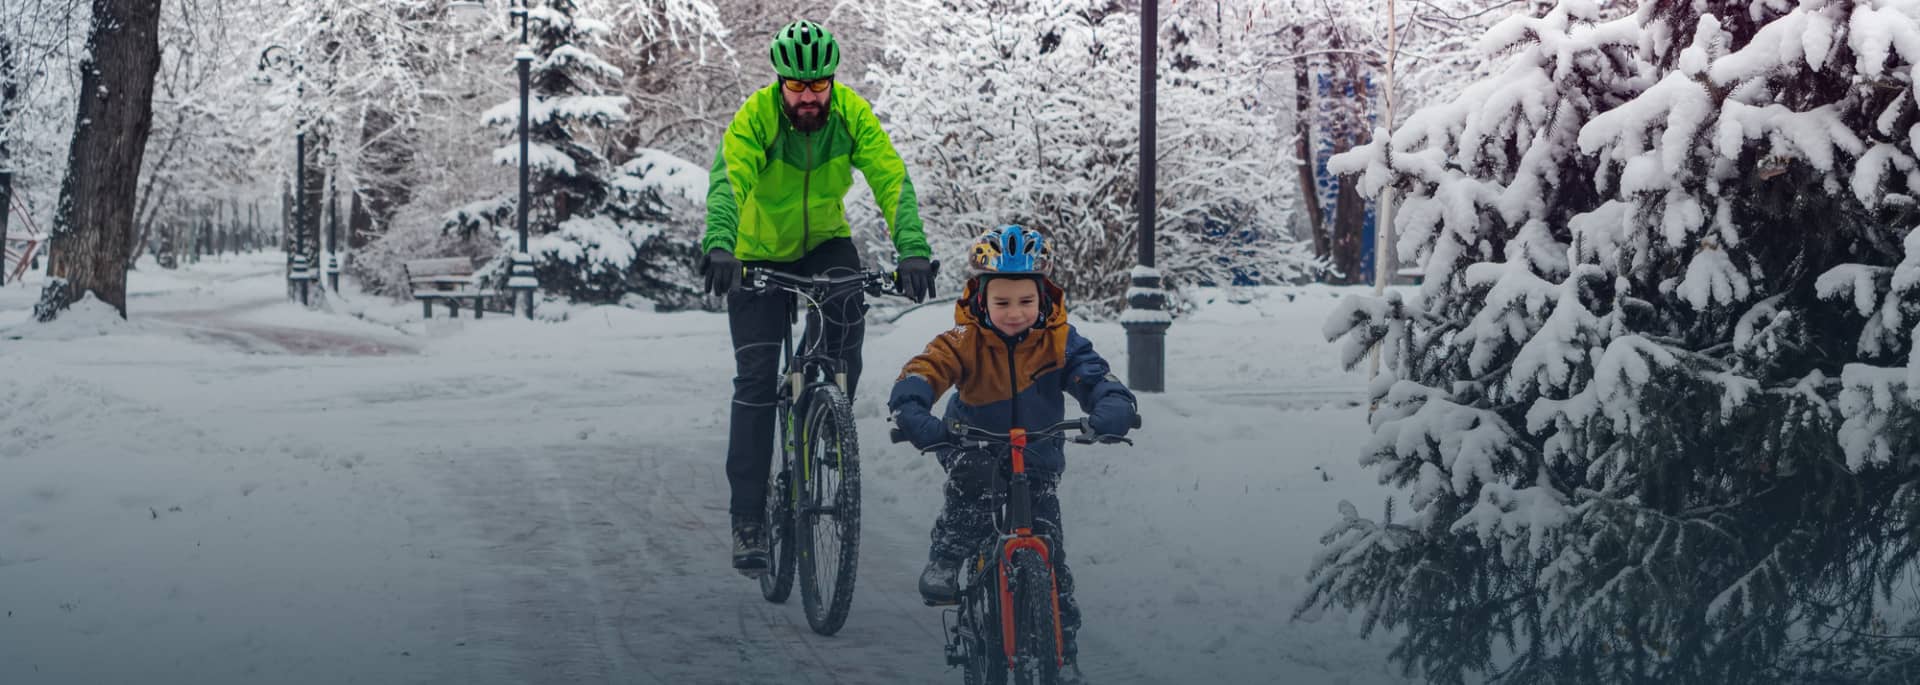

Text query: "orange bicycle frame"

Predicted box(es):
[993, 427, 1065, 669]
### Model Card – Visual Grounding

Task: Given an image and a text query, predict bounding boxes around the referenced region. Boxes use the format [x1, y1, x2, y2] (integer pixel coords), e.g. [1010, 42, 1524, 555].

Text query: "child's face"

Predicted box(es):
[983, 278, 1043, 335]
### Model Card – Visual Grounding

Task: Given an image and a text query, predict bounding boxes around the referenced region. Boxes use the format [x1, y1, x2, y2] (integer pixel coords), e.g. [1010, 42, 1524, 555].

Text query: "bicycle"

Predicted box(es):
[891, 415, 1140, 685]
[746, 262, 934, 636]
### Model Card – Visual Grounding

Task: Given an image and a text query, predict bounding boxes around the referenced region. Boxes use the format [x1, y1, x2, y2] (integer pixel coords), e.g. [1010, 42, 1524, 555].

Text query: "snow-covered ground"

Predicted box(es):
[0, 254, 1413, 684]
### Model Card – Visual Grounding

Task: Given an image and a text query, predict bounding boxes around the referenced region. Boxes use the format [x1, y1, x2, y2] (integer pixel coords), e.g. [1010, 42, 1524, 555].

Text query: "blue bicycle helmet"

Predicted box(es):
[966, 225, 1056, 329]
[966, 225, 1052, 278]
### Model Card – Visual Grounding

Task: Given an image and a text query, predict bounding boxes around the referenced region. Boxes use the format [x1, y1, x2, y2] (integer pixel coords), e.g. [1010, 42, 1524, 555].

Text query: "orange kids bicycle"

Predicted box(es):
[893, 415, 1138, 685]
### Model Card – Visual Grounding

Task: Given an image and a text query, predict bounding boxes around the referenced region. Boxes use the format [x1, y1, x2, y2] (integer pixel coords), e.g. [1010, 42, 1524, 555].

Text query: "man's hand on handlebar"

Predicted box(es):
[701, 248, 741, 296]
[897, 256, 935, 303]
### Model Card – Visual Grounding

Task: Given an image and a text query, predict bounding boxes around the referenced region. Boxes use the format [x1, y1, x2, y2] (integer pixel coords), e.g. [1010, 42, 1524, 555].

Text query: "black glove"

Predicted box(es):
[701, 248, 741, 296]
[897, 256, 934, 303]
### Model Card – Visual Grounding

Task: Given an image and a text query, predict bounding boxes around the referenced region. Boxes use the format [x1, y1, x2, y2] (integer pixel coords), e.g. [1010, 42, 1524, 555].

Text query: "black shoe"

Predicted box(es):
[732, 515, 769, 576]
[919, 557, 960, 605]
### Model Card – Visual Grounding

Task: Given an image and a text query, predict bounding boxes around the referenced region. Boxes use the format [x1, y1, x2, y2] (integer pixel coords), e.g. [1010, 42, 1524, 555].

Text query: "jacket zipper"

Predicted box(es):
[1005, 334, 1020, 431]
[801, 127, 814, 256]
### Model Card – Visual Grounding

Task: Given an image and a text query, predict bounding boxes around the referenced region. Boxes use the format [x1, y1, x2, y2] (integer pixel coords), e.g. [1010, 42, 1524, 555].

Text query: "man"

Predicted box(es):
[702, 19, 936, 575]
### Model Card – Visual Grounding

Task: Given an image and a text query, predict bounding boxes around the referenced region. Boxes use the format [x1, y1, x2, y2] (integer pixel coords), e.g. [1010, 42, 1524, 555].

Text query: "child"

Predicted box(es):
[888, 225, 1137, 681]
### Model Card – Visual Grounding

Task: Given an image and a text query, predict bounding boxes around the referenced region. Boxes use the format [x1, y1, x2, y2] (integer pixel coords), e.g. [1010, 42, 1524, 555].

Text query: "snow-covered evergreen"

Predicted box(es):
[1312, 0, 1920, 681]
[444, 0, 701, 307]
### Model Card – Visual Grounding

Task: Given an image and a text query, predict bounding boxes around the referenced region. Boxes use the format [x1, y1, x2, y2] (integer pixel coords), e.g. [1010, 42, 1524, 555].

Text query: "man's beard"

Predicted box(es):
[784, 101, 827, 133]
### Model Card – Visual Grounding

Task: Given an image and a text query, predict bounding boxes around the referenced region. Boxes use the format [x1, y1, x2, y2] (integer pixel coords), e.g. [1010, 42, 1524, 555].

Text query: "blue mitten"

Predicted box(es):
[894, 407, 952, 451]
[1088, 397, 1135, 437]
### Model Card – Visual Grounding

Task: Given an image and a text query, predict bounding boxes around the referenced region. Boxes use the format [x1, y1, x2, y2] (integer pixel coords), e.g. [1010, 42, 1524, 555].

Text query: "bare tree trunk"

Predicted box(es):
[299, 137, 327, 269]
[36, 0, 164, 321]
[1, 34, 17, 287]
[348, 106, 416, 249]
[0, 164, 10, 288]
[1331, 171, 1367, 285]
[1291, 34, 1326, 261]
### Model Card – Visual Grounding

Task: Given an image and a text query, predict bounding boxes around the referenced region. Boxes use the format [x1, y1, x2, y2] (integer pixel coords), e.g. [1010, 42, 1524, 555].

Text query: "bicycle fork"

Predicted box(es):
[995, 428, 1064, 670]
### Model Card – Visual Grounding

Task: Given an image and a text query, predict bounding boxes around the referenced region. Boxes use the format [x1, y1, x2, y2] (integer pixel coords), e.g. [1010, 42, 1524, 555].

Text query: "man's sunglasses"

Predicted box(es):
[781, 78, 833, 93]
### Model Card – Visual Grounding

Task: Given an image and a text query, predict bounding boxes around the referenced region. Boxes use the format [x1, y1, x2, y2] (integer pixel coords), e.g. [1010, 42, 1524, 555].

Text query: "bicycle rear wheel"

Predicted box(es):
[758, 425, 797, 602]
[795, 383, 861, 635]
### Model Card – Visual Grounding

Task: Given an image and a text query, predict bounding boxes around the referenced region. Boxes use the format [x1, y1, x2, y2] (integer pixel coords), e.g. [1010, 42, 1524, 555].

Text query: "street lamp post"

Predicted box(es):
[1122, 0, 1170, 393]
[258, 44, 314, 306]
[451, 0, 537, 319]
[327, 178, 341, 292]
[509, 0, 537, 319]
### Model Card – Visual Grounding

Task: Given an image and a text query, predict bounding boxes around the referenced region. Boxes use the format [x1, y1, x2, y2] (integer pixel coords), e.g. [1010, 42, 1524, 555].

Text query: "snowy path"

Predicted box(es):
[146, 296, 421, 356]
[0, 255, 1413, 684]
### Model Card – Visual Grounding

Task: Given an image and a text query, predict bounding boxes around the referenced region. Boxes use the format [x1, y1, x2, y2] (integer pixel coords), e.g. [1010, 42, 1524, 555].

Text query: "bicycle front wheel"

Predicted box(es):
[1010, 549, 1062, 685]
[795, 383, 861, 636]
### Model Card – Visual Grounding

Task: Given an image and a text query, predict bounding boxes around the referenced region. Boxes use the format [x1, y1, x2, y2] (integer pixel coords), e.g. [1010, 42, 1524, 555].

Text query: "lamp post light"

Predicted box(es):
[1122, 0, 1169, 393]
[257, 44, 314, 306]
[451, 0, 537, 319]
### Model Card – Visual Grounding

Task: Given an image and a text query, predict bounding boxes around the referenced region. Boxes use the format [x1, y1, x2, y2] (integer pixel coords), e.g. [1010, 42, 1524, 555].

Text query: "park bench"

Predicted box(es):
[403, 257, 490, 319]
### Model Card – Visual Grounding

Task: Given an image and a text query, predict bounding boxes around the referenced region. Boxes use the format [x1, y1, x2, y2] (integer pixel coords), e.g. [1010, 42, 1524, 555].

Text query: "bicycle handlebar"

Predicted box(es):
[742, 259, 941, 299]
[889, 414, 1142, 448]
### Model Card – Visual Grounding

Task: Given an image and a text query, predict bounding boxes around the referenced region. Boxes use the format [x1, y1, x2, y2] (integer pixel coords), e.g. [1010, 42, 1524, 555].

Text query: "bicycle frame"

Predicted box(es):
[897, 417, 1136, 675]
[746, 267, 897, 475]
[993, 426, 1065, 669]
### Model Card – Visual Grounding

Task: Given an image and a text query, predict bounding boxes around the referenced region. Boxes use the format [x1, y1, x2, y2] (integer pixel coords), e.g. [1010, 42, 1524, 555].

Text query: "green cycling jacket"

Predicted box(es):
[704, 82, 931, 263]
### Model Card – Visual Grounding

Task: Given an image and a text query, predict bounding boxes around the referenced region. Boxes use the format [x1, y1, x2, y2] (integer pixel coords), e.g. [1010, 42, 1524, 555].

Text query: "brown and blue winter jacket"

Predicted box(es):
[888, 279, 1136, 474]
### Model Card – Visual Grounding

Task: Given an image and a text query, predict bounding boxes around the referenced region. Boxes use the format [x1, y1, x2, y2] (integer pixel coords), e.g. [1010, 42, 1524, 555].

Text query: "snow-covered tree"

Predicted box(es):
[1310, 0, 1920, 681]
[848, 0, 1316, 312]
[444, 0, 711, 307]
[35, 0, 164, 321]
[2, 0, 90, 281]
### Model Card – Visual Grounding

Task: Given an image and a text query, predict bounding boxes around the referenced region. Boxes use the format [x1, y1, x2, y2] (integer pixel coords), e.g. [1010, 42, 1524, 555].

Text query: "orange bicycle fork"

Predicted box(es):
[994, 428, 1065, 670]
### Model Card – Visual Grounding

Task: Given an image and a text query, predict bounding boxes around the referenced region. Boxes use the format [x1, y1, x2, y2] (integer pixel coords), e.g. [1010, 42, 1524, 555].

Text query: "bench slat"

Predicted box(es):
[403, 258, 476, 278]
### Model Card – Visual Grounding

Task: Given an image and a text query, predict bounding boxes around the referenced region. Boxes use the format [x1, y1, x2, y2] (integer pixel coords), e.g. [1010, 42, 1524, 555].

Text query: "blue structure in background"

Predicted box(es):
[1200, 216, 1261, 286]
[1312, 68, 1377, 283]
[1192, 65, 1382, 288]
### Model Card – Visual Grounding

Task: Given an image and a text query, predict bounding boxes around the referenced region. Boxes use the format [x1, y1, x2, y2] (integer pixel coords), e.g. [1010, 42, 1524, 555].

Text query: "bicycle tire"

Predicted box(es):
[758, 412, 797, 602]
[1010, 549, 1061, 685]
[962, 555, 1006, 685]
[795, 383, 861, 635]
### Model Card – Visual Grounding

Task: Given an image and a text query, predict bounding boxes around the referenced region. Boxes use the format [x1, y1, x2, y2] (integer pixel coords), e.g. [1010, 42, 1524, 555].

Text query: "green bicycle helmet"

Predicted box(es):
[769, 20, 840, 81]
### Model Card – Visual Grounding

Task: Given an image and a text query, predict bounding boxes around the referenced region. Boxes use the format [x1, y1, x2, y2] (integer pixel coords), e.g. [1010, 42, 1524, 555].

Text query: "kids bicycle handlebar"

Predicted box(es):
[889, 415, 1142, 448]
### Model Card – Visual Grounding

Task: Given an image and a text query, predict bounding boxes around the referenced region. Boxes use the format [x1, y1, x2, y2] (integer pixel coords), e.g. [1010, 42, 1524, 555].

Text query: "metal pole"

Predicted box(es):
[327, 176, 340, 292]
[295, 128, 308, 306]
[1123, 0, 1169, 393]
[511, 0, 537, 319]
[1138, 6, 1156, 272]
